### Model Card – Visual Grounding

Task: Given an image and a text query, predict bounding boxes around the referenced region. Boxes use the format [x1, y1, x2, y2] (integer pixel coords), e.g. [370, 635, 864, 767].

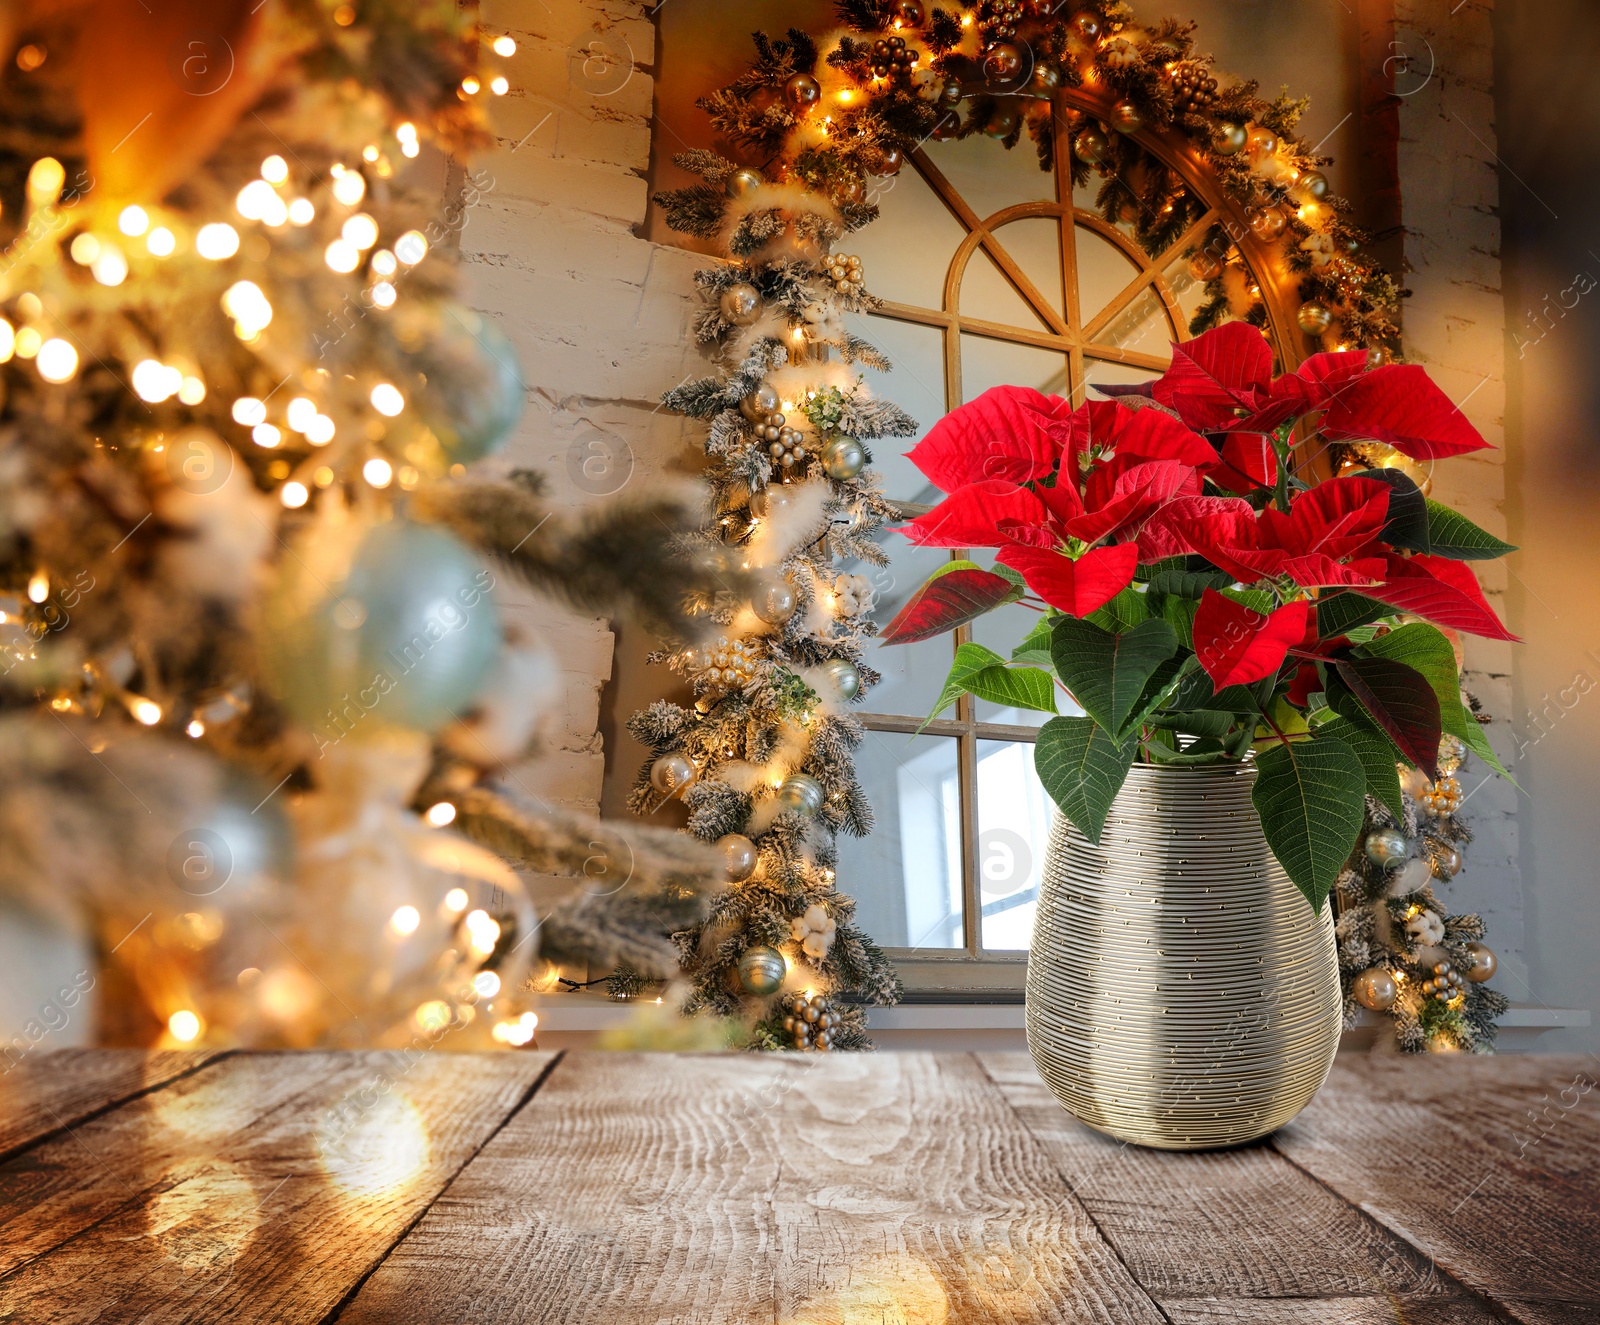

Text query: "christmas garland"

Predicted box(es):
[629, 1, 1474, 1051]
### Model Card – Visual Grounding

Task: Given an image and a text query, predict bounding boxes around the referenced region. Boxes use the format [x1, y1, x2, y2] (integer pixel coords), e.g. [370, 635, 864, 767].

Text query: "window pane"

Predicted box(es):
[839, 731, 964, 950]
[845, 312, 946, 504]
[992, 217, 1064, 319]
[856, 538, 954, 721]
[960, 333, 1067, 401]
[1095, 284, 1177, 359]
[853, 163, 967, 310]
[959, 246, 1050, 331]
[1075, 224, 1144, 326]
[977, 738, 1056, 952]
[925, 132, 1059, 221]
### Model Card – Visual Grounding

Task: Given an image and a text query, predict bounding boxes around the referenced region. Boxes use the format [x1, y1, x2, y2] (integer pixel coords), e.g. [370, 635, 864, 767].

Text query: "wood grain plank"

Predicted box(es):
[0, 1049, 222, 1164]
[336, 1050, 1171, 1325]
[0, 1049, 553, 1324]
[1272, 1055, 1600, 1320]
[980, 1052, 1507, 1324]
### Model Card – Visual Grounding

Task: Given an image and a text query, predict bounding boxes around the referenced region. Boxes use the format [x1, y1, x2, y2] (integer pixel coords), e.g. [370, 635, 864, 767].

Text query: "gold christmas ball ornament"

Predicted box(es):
[1109, 101, 1144, 134]
[1248, 207, 1287, 241]
[1070, 11, 1101, 42]
[983, 42, 1024, 84]
[718, 833, 758, 882]
[739, 384, 779, 421]
[1073, 125, 1111, 165]
[1026, 64, 1062, 98]
[726, 167, 764, 199]
[821, 436, 866, 480]
[1188, 249, 1225, 282]
[1245, 124, 1278, 159]
[776, 773, 825, 817]
[649, 752, 695, 795]
[894, 0, 925, 26]
[1464, 941, 1497, 983]
[736, 945, 786, 996]
[1296, 169, 1330, 201]
[783, 73, 821, 112]
[1296, 300, 1334, 334]
[1434, 844, 1463, 879]
[751, 573, 798, 625]
[873, 145, 904, 175]
[1352, 967, 1398, 1011]
[1215, 122, 1249, 156]
[982, 103, 1020, 138]
[819, 658, 862, 703]
[719, 282, 762, 326]
[1364, 828, 1409, 867]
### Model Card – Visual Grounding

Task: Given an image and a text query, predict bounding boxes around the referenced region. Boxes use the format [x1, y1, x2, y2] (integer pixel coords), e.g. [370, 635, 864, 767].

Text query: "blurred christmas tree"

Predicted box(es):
[0, 0, 722, 1051]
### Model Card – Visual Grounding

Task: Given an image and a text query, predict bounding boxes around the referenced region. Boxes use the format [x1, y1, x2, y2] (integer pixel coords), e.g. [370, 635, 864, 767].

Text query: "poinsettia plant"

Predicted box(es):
[883, 323, 1515, 912]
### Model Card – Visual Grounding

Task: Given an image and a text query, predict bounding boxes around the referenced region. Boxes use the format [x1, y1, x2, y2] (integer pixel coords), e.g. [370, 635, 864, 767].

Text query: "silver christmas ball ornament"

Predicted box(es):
[719, 283, 762, 327]
[1363, 828, 1408, 867]
[1464, 941, 1497, 983]
[819, 658, 861, 703]
[717, 833, 758, 882]
[776, 773, 825, 817]
[1352, 967, 1397, 1011]
[736, 945, 786, 996]
[820, 437, 866, 480]
[739, 384, 779, 421]
[649, 752, 695, 795]
[751, 574, 797, 625]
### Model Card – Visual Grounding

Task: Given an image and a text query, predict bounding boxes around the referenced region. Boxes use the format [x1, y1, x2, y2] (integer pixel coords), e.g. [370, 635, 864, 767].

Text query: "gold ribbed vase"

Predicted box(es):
[1026, 762, 1341, 1150]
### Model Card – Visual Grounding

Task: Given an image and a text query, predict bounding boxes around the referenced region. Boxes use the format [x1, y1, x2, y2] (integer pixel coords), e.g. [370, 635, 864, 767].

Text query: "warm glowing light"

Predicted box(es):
[27, 157, 64, 203]
[493, 35, 517, 56]
[36, 338, 78, 382]
[836, 89, 855, 104]
[0, 319, 13, 364]
[332, 170, 367, 206]
[342, 213, 379, 249]
[461, 76, 481, 94]
[167, 1009, 202, 1042]
[15, 327, 41, 358]
[280, 480, 309, 509]
[132, 359, 183, 403]
[492, 1012, 538, 1045]
[236, 179, 278, 220]
[444, 887, 469, 914]
[464, 909, 501, 957]
[288, 197, 315, 226]
[395, 230, 428, 265]
[324, 238, 360, 273]
[27, 571, 48, 603]
[490, 76, 509, 96]
[370, 281, 396, 308]
[390, 905, 422, 936]
[313, 465, 335, 487]
[472, 970, 501, 998]
[232, 396, 267, 427]
[91, 246, 128, 285]
[306, 413, 336, 445]
[363, 457, 393, 487]
[146, 226, 176, 257]
[415, 1000, 452, 1032]
[369, 382, 404, 416]
[178, 375, 206, 405]
[286, 396, 317, 433]
[196, 223, 240, 260]
[253, 423, 282, 448]
[317, 1092, 430, 1196]
[261, 154, 289, 184]
[69, 232, 99, 264]
[187, 719, 206, 738]
[371, 249, 398, 277]
[131, 698, 163, 725]
[961, 11, 973, 25]
[223, 280, 273, 337]
[425, 801, 458, 827]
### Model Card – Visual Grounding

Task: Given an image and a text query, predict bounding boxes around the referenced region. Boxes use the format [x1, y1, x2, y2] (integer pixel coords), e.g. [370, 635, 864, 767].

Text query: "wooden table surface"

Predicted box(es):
[0, 1050, 1595, 1323]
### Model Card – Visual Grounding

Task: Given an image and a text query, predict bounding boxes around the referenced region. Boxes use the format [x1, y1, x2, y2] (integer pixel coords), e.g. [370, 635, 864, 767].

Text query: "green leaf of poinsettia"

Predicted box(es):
[1010, 616, 1055, 666]
[1315, 713, 1406, 820]
[1034, 716, 1138, 845]
[1422, 500, 1518, 560]
[1251, 732, 1368, 912]
[1329, 655, 1443, 779]
[1086, 586, 1151, 634]
[1316, 591, 1392, 638]
[925, 642, 1056, 726]
[1359, 622, 1510, 777]
[1050, 616, 1178, 738]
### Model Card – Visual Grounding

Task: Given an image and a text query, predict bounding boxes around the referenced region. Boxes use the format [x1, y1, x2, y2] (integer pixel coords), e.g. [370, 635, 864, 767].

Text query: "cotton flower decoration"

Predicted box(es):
[833, 572, 874, 615]
[1405, 909, 1446, 946]
[1300, 232, 1336, 269]
[791, 903, 837, 959]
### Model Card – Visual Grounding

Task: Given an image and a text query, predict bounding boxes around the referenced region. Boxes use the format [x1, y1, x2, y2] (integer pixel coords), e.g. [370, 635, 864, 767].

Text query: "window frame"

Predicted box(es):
[858, 95, 1299, 997]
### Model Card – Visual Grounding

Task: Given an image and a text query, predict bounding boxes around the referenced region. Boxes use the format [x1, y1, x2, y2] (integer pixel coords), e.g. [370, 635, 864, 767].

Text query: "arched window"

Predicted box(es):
[839, 117, 1298, 995]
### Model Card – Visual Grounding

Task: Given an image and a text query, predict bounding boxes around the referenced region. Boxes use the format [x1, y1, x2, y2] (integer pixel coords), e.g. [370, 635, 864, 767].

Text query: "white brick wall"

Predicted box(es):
[1393, 0, 1525, 990]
